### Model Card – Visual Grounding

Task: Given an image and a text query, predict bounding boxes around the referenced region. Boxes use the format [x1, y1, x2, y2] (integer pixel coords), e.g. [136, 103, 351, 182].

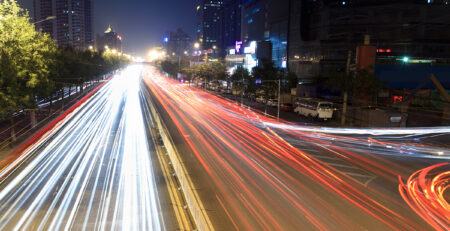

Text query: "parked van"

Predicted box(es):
[294, 98, 334, 120]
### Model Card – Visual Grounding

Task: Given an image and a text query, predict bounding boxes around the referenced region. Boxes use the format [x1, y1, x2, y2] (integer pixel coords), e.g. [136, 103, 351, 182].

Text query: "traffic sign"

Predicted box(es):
[255, 78, 262, 85]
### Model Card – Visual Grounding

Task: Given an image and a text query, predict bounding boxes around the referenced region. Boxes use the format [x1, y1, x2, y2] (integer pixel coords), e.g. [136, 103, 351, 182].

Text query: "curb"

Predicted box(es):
[145, 87, 215, 231]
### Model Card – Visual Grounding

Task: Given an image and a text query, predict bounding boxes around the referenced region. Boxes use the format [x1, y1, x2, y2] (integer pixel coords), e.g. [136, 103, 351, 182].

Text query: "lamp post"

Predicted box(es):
[258, 79, 281, 120]
[194, 42, 200, 64]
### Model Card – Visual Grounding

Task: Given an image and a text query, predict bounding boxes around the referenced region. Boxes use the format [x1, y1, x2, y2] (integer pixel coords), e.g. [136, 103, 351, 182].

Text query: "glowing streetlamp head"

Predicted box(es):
[194, 43, 200, 49]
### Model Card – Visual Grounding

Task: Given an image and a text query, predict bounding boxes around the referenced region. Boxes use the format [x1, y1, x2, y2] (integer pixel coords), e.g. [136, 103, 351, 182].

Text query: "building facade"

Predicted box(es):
[34, 0, 93, 50]
[164, 28, 192, 57]
[240, 0, 289, 68]
[96, 26, 122, 52]
[221, 0, 243, 53]
[197, 0, 224, 53]
[288, 0, 450, 81]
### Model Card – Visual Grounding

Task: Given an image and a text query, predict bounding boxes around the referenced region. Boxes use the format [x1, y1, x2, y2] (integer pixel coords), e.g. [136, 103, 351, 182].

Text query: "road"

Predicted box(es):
[0, 66, 176, 230]
[143, 66, 450, 231]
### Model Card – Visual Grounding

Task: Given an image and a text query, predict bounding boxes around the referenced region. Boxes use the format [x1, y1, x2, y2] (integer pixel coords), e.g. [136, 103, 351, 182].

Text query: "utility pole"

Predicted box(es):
[278, 79, 281, 121]
[341, 51, 352, 126]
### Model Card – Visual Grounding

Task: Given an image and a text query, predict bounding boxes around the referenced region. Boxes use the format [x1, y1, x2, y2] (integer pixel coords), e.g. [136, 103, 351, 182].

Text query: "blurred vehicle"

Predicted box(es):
[256, 96, 266, 104]
[294, 98, 334, 120]
[280, 103, 294, 111]
[266, 99, 278, 107]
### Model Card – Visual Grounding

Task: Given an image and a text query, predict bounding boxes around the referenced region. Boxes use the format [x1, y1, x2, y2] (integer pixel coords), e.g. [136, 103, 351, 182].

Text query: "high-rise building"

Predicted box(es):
[96, 25, 122, 52]
[221, 0, 243, 52]
[197, 0, 224, 53]
[34, 0, 93, 50]
[241, 0, 289, 68]
[164, 28, 192, 57]
[288, 0, 450, 80]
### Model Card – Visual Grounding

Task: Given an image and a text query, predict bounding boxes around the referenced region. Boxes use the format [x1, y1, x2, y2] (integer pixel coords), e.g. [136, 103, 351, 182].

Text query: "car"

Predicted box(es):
[256, 96, 266, 104]
[280, 103, 294, 111]
[266, 99, 278, 107]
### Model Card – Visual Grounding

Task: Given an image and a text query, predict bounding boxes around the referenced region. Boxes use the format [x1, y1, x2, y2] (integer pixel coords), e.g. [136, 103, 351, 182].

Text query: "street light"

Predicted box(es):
[258, 79, 281, 120]
[194, 43, 200, 63]
[194, 42, 200, 49]
[33, 16, 56, 25]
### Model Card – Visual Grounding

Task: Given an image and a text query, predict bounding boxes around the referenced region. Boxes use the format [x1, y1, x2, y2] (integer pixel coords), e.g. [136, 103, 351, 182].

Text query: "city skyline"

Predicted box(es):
[19, 0, 198, 56]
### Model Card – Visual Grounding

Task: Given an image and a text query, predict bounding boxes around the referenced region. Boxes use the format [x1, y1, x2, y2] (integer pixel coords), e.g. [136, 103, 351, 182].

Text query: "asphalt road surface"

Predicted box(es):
[143, 66, 449, 231]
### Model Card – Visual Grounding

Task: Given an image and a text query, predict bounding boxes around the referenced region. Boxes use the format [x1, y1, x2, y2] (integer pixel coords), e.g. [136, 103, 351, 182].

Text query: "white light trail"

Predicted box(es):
[0, 65, 164, 230]
[264, 122, 450, 136]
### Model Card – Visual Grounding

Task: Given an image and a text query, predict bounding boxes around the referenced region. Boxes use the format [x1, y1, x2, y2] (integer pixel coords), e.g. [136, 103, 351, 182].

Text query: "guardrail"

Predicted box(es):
[146, 90, 214, 231]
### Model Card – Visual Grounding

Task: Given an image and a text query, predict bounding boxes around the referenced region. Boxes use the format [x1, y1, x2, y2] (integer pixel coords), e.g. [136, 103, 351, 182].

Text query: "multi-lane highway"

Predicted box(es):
[143, 66, 450, 231]
[0, 66, 173, 230]
[0, 64, 448, 231]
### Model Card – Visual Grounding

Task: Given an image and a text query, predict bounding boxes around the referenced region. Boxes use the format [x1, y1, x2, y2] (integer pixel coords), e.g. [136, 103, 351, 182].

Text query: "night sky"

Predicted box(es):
[18, 0, 198, 56]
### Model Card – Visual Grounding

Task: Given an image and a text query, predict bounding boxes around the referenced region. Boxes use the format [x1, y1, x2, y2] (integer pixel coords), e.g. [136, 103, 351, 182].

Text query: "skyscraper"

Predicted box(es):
[197, 0, 223, 52]
[34, 0, 93, 50]
[222, 0, 243, 51]
[96, 25, 122, 52]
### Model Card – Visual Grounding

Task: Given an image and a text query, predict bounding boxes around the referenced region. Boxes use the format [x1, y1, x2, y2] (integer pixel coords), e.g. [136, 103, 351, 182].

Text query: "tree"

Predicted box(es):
[192, 63, 212, 83]
[0, 0, 58, 110]
[285, 72, 298, 92]
[210, 61, 228, 81]
[231, 65, 250, 88]
[252, 59, 281, 99]
[161, 60, 178, 78]
[322, 66, 385, 125]
[0, 0, 58, 138]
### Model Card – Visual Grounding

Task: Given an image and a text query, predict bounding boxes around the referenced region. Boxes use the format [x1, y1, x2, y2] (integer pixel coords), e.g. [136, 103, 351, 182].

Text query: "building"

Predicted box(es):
[221, 0, 243, 54]
[163, 28, 192, 57]
[197, 0, 224, 54]
[34, 0, 93, 50]
[288, 0, 450, 82]
[240, 0, 289, 68]
[96, 25, 122, 52]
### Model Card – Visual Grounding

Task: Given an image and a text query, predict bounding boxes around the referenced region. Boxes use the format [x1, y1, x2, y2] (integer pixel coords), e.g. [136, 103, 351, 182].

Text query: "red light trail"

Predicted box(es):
[143, 67, 449, 230]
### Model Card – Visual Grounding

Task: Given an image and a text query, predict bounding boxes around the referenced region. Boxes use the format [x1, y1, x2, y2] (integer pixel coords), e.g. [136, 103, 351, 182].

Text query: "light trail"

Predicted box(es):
[143, 66, 449, 230]
[0, 65, 164, 230]
[399, 163, 450, 231]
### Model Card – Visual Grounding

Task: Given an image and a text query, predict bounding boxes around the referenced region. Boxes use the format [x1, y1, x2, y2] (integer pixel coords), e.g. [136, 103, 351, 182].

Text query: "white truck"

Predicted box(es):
[294, 98, 334, 120]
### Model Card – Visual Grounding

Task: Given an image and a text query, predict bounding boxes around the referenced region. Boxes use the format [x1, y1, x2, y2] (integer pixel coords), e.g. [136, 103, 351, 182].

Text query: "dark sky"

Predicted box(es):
[18, 0, 198, 56]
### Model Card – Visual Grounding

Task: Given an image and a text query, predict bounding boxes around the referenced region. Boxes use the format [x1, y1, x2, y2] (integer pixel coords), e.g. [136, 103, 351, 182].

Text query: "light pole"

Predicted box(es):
[33, 16, 56, 25]
[194, 42, 200, 64]
[259, 79, 281, 121]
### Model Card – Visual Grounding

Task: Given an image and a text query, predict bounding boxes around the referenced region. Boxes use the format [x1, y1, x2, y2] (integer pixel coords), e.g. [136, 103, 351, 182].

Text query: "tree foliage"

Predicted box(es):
[161, 60, 178, 77]
[251, 59, 282, 98]
[231, 65, 251, 87]
[0, 0, 57, 110]
[0, 0, 129, 116]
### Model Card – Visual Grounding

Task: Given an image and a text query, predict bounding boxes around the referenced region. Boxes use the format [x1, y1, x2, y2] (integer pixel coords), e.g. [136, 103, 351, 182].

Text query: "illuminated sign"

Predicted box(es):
[235, 41, 243, 53]
[229, 49, 235, 55]
[244, 41, 256, 54]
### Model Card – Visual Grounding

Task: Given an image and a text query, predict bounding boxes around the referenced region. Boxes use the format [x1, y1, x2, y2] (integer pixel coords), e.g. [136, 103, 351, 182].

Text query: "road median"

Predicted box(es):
[144, 84, 215, 231]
